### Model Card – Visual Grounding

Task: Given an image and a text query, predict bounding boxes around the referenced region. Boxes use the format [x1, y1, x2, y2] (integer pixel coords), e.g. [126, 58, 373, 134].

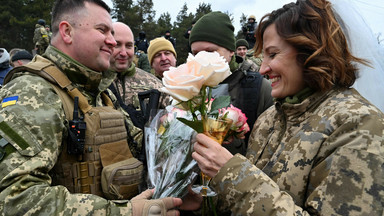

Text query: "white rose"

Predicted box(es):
[160, 63, 205, 102]
[186, 51, 231, 87]
[160, 51, 232, 102]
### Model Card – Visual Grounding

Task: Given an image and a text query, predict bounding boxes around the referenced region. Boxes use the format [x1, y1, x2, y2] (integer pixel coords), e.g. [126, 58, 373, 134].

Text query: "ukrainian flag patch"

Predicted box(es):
[2, 96, 19, 108]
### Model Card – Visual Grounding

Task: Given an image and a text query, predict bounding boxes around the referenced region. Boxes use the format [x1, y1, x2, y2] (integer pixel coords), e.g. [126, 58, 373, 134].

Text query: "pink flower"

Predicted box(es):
[219, 105, 250, 138]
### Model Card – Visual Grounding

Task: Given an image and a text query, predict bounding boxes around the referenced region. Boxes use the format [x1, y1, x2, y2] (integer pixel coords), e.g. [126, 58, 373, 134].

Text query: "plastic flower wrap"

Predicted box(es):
[145, 106, 199, 198]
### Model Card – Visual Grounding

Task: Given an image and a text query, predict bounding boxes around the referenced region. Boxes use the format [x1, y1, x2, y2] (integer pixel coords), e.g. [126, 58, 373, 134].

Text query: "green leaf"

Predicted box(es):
[210, 95, 230, 112]
[177, 117, 204, 133]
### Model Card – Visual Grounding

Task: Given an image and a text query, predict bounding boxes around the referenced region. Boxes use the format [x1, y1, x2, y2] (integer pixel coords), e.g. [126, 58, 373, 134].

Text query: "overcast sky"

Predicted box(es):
[104, 0, 383, 37]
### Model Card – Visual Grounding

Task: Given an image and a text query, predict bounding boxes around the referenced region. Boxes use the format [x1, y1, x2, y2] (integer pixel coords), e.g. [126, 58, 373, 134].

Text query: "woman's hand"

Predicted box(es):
[192, 133, 234, 178]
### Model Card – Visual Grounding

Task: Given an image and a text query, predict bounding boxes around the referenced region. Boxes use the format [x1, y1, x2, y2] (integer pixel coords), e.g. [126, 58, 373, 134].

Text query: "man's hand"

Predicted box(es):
[131, 189, 182, 216]
[179, 186, 202, 211]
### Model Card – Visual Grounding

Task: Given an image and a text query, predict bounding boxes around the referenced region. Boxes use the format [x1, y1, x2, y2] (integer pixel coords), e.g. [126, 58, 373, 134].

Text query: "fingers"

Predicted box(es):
[160, 197, 182, 210]
[166, 209, 180, 216]
[195, 133, 218, 148]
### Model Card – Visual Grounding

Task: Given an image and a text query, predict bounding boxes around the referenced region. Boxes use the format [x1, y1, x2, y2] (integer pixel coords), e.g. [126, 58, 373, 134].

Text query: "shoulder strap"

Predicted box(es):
[4, 55, 92, 114]
[240, 71, 263, 130]
[108, 83, 145, 129]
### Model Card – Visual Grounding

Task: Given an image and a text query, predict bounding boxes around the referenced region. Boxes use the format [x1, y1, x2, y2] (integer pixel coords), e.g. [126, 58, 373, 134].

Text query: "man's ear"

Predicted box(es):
[229, 51, 235, 58]
[59, 21, 73, 44]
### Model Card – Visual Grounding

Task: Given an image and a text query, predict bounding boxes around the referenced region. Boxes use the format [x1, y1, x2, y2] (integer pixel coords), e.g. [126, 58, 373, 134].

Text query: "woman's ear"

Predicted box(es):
[59, 21, 73, 44]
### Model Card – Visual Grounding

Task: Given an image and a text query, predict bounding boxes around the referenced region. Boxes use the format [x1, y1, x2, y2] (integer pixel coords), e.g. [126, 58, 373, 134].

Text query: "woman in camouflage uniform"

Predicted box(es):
[192, 0, 384, 215]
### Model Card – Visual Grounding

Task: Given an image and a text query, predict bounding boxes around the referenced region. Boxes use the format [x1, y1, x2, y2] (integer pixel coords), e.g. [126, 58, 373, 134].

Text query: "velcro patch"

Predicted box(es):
[2, 96, 19, 108]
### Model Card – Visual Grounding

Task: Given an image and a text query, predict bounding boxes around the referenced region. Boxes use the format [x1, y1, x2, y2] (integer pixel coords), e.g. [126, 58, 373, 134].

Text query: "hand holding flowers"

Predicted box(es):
[146, 51, 250, 204]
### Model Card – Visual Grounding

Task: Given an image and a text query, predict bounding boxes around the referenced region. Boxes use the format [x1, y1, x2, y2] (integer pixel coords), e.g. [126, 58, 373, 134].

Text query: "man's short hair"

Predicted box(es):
[51, 0, 111, 35]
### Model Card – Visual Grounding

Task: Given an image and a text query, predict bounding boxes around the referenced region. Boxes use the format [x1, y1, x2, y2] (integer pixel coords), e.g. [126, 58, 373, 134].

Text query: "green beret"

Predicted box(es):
[189, 11, 235, 51]
[236, 39, 249, 49]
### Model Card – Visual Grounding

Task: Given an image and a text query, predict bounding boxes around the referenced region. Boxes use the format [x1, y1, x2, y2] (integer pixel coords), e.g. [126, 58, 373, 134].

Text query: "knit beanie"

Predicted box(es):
[236, 39, 249, 49]
[11, 50, 33, 62]
[189, 11, 235, 51]
[147, 37, 177, 64]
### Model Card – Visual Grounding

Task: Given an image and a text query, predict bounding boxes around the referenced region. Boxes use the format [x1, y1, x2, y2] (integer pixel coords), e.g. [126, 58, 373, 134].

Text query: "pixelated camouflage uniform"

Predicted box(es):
[212, 87, 384, 215]
[0, 46, 139, 215]
[133, 50, 151, 73]
[246, 51, 263, 68]
[33, 24, 50, 55]
[108, 63, 168, 111]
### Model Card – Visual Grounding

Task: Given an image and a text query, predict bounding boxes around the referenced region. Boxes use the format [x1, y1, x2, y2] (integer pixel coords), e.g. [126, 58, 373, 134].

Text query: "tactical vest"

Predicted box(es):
[4, 56, 143, 200]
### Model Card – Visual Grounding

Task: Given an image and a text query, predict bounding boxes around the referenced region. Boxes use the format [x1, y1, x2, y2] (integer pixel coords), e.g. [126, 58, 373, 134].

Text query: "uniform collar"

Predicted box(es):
[43, 46, 103, 93]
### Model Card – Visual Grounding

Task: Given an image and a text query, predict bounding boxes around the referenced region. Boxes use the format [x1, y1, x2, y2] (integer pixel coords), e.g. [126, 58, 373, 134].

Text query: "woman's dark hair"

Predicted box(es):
[254, 0, 369, 91]
[51, 0, 111, 36]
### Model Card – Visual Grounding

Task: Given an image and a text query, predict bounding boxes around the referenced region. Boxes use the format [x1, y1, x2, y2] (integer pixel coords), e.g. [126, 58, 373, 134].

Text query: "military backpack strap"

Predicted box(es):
[108, 83, 145, 129]
[4, 55, 92, 114]
[240, 71, 263, 145]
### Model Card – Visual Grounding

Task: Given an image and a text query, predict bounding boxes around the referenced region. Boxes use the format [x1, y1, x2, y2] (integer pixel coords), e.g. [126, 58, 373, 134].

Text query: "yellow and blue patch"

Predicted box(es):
[2, 96, 19, 108]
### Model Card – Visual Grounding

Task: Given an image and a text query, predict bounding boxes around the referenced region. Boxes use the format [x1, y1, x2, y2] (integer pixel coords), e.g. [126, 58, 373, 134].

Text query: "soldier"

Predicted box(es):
[241, 15, 258, 49]
[33, 19, 50, 55]
[134, 31, 149, 53]
[133, 47, 151, 73]
[147, 37, 177, 79]
[164, 30, 176, 47]
[236, 39, 263, 69]
[107, 22, 168, 131]
[235, 39, 249, 59]
[191, 0, 384, 215]
[0, 0, 181, 215]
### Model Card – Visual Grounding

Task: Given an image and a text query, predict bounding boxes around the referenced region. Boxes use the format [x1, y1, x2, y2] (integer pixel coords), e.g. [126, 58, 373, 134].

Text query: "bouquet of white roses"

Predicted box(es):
[145, 51, 250, 200]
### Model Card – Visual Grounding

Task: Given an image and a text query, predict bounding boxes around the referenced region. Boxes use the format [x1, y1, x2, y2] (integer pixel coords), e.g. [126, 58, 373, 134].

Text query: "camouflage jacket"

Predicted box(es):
[33, 24, 49, 47]
[109, 63, 168, 110]
[0, 46, 134, 215]
[212, 87, 384, 215]
[133, 50, 151, 73]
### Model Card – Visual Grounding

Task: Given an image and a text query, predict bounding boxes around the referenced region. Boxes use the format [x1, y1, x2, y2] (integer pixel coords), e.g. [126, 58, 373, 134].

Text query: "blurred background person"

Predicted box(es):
[33, 19, 50, 55]
[164, 30, 176, 47]
[0, 48, 12, 86]
[10, 50, 33, 67]
[235, 39, 249, 59]
[242, 15, 258, 49]
[135, 30, 149, 53]
[133, 46, 151, 73]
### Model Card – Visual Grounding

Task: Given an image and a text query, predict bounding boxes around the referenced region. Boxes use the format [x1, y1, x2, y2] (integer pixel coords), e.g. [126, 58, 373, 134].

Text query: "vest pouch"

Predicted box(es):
[101, 157, 143, 200]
